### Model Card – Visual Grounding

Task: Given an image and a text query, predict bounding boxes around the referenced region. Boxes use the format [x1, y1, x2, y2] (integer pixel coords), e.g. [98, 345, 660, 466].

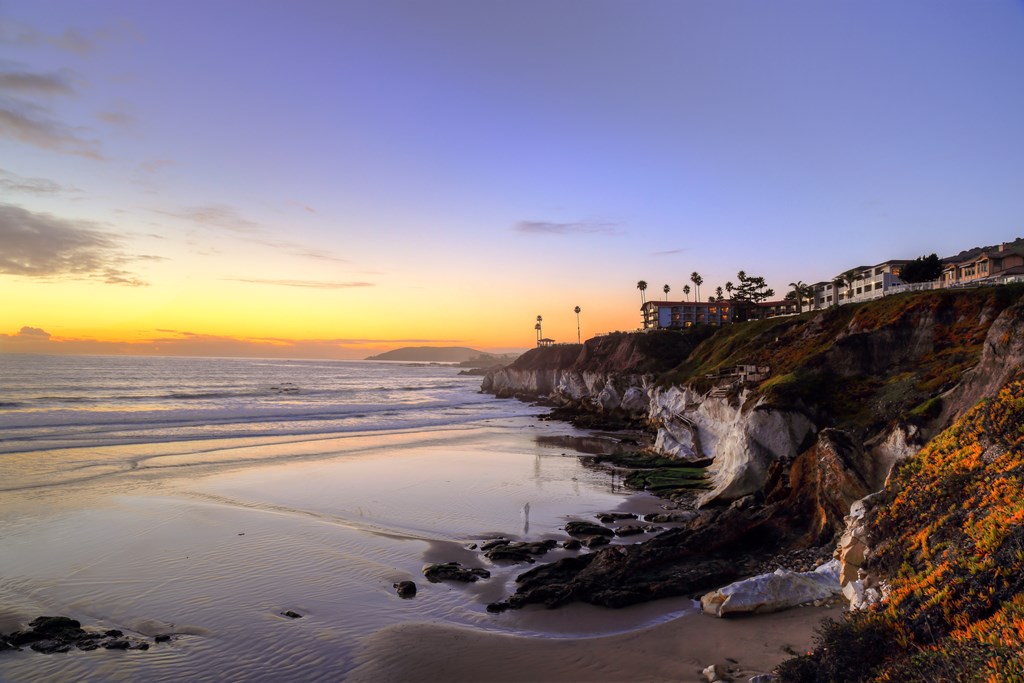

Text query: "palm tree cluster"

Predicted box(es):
[787, 280, 816, 313]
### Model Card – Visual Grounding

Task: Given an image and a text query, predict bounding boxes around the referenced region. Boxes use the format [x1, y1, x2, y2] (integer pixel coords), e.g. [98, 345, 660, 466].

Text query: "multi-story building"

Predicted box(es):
[641, 300, 735, 329]
[641, 298, 803, 329]
[803, 260, 908, 310]
[941, 242, 1024, 287]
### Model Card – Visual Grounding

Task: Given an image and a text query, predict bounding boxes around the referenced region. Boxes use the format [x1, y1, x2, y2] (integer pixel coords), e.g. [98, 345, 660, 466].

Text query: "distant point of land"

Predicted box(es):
[365, 346, 488, 362]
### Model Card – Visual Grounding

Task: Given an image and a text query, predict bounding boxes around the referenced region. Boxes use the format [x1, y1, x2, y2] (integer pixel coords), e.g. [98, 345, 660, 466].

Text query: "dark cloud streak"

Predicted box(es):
[0, 105, 103, 159]
[0, 202, 149, 285]
[0, 169, 79, 194]
[0, 69, 75, 95]
[514, 220, 620, 236]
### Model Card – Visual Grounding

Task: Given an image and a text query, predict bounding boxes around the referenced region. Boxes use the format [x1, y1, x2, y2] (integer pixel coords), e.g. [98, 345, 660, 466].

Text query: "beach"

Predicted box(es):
[0, 356, 832, 681]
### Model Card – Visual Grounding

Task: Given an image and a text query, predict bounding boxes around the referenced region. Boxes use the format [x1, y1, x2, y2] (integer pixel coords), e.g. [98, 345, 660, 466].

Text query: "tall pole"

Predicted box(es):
[574, 306, 581, 344]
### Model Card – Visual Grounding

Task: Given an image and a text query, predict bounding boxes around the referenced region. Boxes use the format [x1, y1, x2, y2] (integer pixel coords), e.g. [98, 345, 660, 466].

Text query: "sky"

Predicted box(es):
[2, 0, 1023, 359]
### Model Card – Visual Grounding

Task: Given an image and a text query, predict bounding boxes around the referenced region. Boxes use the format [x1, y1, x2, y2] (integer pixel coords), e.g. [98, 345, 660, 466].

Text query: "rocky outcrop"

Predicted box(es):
[649, 386, 817, 504]
[934, 298, 1024, 430]
[481, 331, 709, 417]
[700, 559, 841, 617]
[2, 616, 155, 653]
[422, 562, 490, 583]
[482, 288, 1024, 618]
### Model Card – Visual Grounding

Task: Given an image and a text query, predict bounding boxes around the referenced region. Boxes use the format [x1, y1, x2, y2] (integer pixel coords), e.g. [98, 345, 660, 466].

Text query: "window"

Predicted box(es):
[875, 283, 883, 290]
[856, 287, 862, 294]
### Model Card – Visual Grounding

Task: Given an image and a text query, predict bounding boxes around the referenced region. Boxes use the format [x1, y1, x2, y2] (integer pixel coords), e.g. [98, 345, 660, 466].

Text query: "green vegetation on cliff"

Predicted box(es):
[779, 373, 1024, 682]
[664, 285, 1024, 437]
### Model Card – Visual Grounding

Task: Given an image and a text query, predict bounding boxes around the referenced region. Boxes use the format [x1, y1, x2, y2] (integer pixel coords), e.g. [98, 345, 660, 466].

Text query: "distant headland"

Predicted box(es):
[365, 346, 489, 362]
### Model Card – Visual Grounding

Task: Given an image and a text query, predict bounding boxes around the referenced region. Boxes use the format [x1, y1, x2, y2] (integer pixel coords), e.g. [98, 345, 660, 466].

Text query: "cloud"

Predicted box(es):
[0, 103, 102, 158]
[0, 169, 79, 195]
[139, 158, 174, 174]
[0, 21, 129, 56]
[158, 204, 261, 234]
[514, 220, 620, 236]
[255, 241, 349, 263]
[0, 202, 150, 285]
[97, 110, 134, 127]
[288, 200, 317, 214]
[224, 278, 374, 289]
[0, 68, 75, 95]
[158, 203, 348, 262]
[0, 62, 101, 158]
[16, 326, 50, 338]
[651, 248, 689, 256]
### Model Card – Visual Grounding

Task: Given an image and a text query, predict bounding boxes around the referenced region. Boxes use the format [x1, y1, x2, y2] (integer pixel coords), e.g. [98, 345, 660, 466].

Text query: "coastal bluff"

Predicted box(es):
[481, 285, 1024, 649]
[483, 287, 1024, 511]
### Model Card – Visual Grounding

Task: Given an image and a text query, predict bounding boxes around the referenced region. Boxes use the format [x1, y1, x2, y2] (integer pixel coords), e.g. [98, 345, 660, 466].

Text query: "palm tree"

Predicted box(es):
[802, 283, 816, 310]
[683, 284, 691, 301]
[574, 306, 581, 344]
[715, 286, 724, 301]
[841, 270, 858, 304]
[663, 284, 670, 300]
[690, 272, 703, 302]
[725, 281, 734, 299]
[789, 280, 806, 313]
[636, 280, 648, 305]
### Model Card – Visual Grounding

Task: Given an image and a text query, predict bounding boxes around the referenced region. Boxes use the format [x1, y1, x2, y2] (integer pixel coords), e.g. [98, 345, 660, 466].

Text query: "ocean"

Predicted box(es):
[0, 355, 693, 682]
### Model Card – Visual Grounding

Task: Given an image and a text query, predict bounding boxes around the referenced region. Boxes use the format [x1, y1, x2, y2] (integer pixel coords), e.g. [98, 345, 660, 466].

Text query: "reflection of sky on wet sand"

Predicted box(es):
[0, 417, 685, 682]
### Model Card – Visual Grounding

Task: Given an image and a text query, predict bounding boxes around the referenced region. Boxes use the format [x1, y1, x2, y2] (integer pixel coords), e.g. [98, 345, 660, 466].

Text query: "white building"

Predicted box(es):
[805, 260, 909, 310]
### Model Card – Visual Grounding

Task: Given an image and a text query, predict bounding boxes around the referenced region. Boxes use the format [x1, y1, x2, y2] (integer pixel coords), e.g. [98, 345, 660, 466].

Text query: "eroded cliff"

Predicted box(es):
[482, 286, 1024, 612]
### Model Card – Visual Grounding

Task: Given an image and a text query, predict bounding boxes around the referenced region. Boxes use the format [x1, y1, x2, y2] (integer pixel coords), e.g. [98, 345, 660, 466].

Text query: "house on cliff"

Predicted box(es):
[940, 241, 1024, 287]
[641, 298, 801, 329]
[806, 260, 909, 310]
[641, 300, 735, 329]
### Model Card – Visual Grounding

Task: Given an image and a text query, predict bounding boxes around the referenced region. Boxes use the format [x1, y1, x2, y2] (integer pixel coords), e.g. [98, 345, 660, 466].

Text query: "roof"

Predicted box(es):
[642, 300, 732, 309]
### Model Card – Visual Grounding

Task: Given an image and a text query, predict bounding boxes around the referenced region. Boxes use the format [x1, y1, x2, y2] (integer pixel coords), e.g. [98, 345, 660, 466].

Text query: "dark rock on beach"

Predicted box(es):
[479, 538, 511, 551]
[564, 521, 615, 538]
[30, 640, 73, 654]
[595, 512, 638, 523]
[281, 610, 303, 619]
[482, 539, 558, 563]
[394, 581, 417, 598]
[423, 562, 490, 583]
[2, 616, 154, 655]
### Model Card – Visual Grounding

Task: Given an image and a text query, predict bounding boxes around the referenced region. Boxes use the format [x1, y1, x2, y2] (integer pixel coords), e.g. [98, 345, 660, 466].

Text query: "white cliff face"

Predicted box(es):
[649, 386, 816, 505]
[486, 366, 817, 506]
[484, 365, 653, 419]
[864, 424, 921, 491]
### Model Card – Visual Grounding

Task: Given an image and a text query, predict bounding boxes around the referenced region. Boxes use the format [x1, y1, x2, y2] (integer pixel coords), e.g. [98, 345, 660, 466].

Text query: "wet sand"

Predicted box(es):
[0, 417, 834, 681]
[347, 605, 840, 683]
